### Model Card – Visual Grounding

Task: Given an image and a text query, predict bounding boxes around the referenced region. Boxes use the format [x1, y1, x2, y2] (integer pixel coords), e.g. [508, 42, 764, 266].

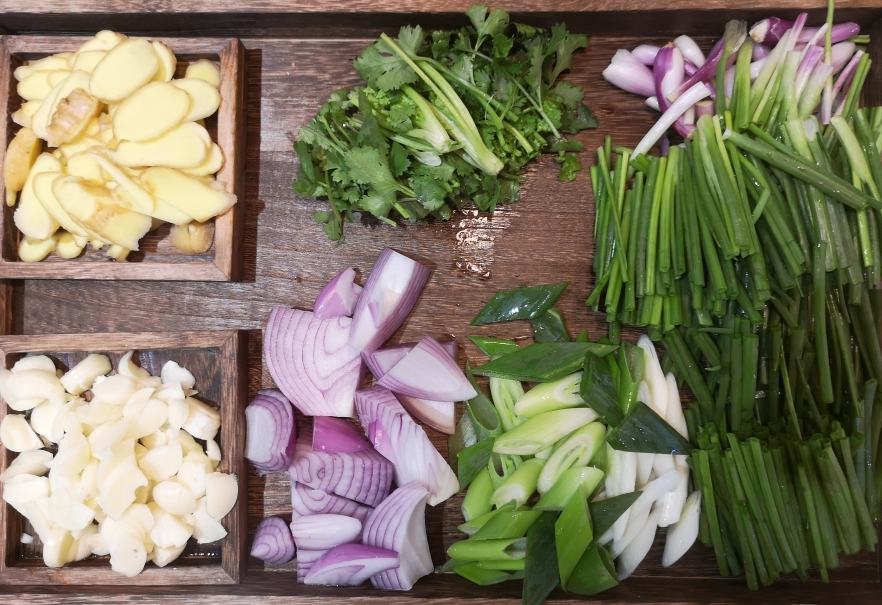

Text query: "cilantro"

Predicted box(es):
[294, 5, 597, 242]
[556, 153, 581, 181]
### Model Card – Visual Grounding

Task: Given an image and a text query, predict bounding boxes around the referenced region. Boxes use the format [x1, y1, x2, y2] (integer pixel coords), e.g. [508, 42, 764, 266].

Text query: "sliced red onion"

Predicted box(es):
[363, 481, 433, 590]
[312, 416, 370, 453]
[304, 544, 399, 586]
[753, 43, 771, 60]
[296, 548, 328, 583]
[290, 514, 363, 550]
[603, 51, 655, 97]
[394, 394, 455, 435]
[630, 44, 660, 66]
[831, 49, 863, 107]
[376, 336, 476, 402]
[683, 61, 697, 77]
[265, 308, 364, 417]
[795, 45, 825, 98]
[245, 390, 296, 474]
[674, 35, 705, 68]
[291, 482, 373, 523]
[251, 517, 295, 564]
[750, 17, 859, 45]
[364, 340, 456, 380]
[314, 267, 363, 320]
[355, 386, 459, 506]
[668, 20, 745, 102]
[290, 439, 393, 506]
[645, 96, 660, 112]
[348, 248, 430, 354]
[695, 100, 714, 120]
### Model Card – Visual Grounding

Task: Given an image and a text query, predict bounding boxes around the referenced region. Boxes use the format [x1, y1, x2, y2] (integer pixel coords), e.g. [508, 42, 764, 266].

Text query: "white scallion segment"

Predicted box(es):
[491, 458, 545, 508]
[662, 490, 702, 566]
[604, 445, 637, 543]
[610, 469, 682, 557]
[617, 506, 661, 580]
[631, 82, 710, 158]
[657, 373, 690, 528]
[637, 335, 668, 417]
[674, 35, 706, 68]
[536, 422, 605, 494]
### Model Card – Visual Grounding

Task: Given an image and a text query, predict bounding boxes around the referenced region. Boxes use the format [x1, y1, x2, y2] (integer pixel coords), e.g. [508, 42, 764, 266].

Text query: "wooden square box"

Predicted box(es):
[0, 330, 247, 584]
[0, 37, 246, 281]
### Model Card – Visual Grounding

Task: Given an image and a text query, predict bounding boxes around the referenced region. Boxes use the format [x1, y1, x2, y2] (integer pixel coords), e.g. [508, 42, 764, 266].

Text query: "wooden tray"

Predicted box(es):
[0, 3, 880, 603]
[0, 37, 247, 281]
[0, 330, 248, 584]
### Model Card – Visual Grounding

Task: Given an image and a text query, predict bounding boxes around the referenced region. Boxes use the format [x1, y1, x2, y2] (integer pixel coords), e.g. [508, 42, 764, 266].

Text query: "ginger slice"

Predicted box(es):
[169, 220, 214, 255]
[46, 88, 102, 148]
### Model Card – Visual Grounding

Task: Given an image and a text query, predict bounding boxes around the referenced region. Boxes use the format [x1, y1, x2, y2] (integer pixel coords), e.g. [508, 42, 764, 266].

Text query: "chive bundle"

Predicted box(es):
[589, 22, 882, 589]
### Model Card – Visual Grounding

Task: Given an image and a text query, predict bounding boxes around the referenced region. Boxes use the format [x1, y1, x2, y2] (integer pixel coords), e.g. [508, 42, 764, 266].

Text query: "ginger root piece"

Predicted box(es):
[4, 127, 43, 206]
[46, 88, 102, 148]
[169, 221, 214, 255]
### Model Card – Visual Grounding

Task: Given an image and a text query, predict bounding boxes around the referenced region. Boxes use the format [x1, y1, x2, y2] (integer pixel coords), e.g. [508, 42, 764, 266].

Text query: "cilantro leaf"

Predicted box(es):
[314, 211, 343, 241]
[397, 25, 426, 56]
[548, 31, 588, 84]
[390, 141, 410, 177]
[492, 34, 514, 58]
[560, 103, 598, 134]
[431, 30, 452, 59]
[466, 5, 510, 50]
[354, 40, 418, 91]
[410, 174, 448, 211]
[525, 38, 546, 98]
[552, 81, 584, 111]
[556, 153, 581, 181]
[549, 139, 584, 153]
[344, 146, 401, 208]
[357, 92, 390, 153]
[473, 174, 501, 211]
[514, 22, 541, 37]
[358, 191, 394, 217]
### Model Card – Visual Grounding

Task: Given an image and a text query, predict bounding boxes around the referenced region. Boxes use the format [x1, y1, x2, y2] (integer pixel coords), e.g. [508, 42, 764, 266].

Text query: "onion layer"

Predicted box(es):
[304, 543, 399, 586]
[289, 439, 393, 507]
[290, 482, 373, 524]
[355, 386, 459, 506]
[314, 267, 363, 320]
[363, 481, 433, 590]
[349, 248, 430, 354]
[311, 416, 370, 453]
[265, 307, 364, 417]
[250, 517, 295, 564]
[364, 340, 457, 380]
[290, 514, 362, 550]
[394, 394, 455, 435]
[296, 548, 328, 583]
[377, 336, 476, 402]
[244, 389, 295, 473]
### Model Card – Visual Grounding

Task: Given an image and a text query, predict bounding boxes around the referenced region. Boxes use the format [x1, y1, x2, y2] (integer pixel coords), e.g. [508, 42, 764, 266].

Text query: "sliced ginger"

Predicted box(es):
[9, 31, 234, 262]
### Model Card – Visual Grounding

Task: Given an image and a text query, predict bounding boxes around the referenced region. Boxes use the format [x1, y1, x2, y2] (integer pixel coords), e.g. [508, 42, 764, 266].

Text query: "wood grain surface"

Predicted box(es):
[0, 6, 880, 604]
[0, 37, 246, 281]
[0, 331, 248, 584]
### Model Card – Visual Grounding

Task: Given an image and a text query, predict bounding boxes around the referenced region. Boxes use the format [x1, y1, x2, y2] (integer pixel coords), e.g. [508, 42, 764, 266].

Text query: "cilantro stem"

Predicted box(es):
[511, 78, 562, 140]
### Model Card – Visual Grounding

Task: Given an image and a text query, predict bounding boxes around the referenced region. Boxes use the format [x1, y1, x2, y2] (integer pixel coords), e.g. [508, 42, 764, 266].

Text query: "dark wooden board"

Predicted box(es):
[0, 5, 880, 603]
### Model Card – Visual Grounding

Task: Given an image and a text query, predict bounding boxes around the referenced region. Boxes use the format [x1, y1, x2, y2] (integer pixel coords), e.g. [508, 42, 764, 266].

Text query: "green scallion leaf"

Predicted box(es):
[555, 491, 594, 586]
[531, 307, 572, 343]
[565, 544, 618, 595]
[457, 437, 496, 488]
[589, 492, 641, 541]
[471, 510, 543, 541]
[523, 511, 560, 605]
[580, 351, 625, 426]
[607, 402, 694, 455]
[471, 282, 571, 325]
[470, 337, 522, 358]
[473, 342, 617, 382]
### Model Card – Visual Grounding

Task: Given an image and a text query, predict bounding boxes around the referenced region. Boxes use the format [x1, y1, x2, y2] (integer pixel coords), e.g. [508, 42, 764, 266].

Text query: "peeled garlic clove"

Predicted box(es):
[3, 475, 50, 516]
[74, 458, 99, 502]
[48, 487, 95, 531]
[205, 438, 221, 463]
[99, 455, 148, 521]
[191, 498, 227, 544]
[108, 522, 148, 577]
[151, 544, 186, 567]
[140, 429, 167, 450]
[60, 353, 111, 395]
[160, 361, 195, 390]
[139, 441, 183, 483]
[0, 449, 52, 483]
[176, 454, 209, 498]
[6, 369, 64, 407]
[181, 397, 220, 440]
[42, 524, 75, 568]
[29, 399, 64, 440]
[148, 502, 194, 548]
[155, 381, 185, 402]
[124, 398, 168, 440]
[88, 417, 130, 453]
[0, 414, 44, 452]
[49, 428, 91, 477]
[12, 355, 56, 374]
[91, 374, 138, 405]
[204, 472, 237, 521]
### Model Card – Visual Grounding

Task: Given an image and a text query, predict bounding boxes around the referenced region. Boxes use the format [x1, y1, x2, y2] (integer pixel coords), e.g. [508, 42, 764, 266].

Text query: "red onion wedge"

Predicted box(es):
[630, 44, 660, 66]
[363, 481, 433, 590]
[245, 389, 296, 474]
[312, 416, 370, 453]
[349, 248, 430, 355]
[749, 17, 859, 46]
[394, 394, 455, 435]
[355, 386, 459, 506]
[265, 308, 364, 417]
[289, 439, 393, 506]
[290, 514, 363, 550]
[364, 340, 457, 380]
[603, 51, 655, 97]
[304, 544, 399, 587]
[668, 20, 746, 103]
[314, 267, 363, 320]
[376, 336, 476, 402]
[291, 482, 373, 524]
[296, 548, 328, 583]
[251, 517, 295, 564]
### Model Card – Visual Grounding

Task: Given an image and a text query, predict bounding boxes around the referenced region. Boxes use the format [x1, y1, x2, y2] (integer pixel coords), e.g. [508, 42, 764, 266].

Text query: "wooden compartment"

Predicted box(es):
[0, 2, 881, 603]
[0, 37, 246, 281]
[0, 330, 248, 584]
